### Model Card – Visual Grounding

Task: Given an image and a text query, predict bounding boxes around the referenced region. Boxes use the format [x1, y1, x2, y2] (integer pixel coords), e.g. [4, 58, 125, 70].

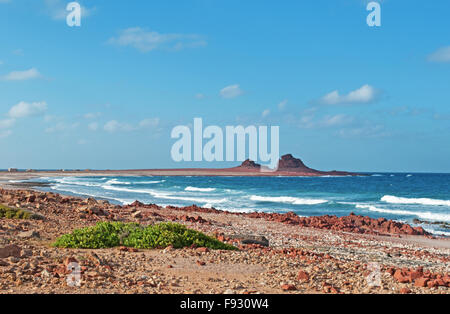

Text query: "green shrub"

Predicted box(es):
[53, 222, 237, 250]
[0, 204, 34, 219]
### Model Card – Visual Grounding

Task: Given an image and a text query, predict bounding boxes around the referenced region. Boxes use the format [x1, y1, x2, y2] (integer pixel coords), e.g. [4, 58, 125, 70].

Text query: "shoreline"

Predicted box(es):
[0, 185, 449, 294]
[1, 173, 449, 239]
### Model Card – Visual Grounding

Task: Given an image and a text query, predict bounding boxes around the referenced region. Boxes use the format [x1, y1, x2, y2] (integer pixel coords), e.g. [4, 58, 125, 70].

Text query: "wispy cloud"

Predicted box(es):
[45, 122, 79, 133]
[299, 113, 354, 129]
[277, 99, 288, 111]
[108, 27, 207, 52]
[2, 68, 41, 81]
[220, 84, 244, 99]
[262, 109, 270, 118]
[337, 124, 389, 139]
[317, 84, 380, 105]
[8, 101, 47, 118]
[0, 119, 15, 129]
[428, 46, 450, 63]
[104, 118, 160, 133]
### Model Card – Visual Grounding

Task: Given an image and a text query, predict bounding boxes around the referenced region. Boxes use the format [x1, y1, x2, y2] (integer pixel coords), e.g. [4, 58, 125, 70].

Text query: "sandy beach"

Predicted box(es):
[0, 173, 448, 294]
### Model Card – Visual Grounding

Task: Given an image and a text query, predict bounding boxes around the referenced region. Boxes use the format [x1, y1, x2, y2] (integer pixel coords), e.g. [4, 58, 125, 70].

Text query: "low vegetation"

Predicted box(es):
[53, 222, 237, 250]
[0, 204, 38, 219]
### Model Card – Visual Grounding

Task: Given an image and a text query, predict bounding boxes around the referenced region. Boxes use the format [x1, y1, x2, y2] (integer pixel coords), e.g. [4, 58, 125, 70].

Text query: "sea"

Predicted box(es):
[22, 173, 450, 236]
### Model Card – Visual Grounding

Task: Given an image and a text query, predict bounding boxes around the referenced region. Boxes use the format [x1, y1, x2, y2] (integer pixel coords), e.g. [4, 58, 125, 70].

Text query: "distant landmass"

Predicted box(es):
[0, 154, 359, 177]
[233, 154, 357, 176]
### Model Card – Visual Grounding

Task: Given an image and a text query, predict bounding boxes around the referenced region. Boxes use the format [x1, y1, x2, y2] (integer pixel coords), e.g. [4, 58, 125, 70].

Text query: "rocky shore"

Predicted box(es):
[0, 188, 448, 294]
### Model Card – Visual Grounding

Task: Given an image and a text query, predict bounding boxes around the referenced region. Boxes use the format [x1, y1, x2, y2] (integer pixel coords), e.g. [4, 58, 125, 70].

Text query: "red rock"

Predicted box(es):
[410, 271, 423, 281]
[281, 284, 297, 291]
[197, 247, 210, 253]
[427, 280, 438, 288]
[196, 260, 206, 266]
[400, 288, 412, 294]
[297, 270, 310, 281]
[414, 277, 429, 288]
[393, 270, 409, 283]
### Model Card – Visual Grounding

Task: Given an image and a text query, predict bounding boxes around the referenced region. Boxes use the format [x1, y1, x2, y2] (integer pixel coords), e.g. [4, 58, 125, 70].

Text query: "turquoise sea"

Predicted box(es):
[27, 173, 450, 236]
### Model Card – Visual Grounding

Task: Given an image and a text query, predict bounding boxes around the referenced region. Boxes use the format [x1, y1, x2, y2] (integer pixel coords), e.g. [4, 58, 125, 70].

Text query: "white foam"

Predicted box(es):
[102, 184, 226, 204]
[185, 186, 216, 192]
[53, 177, 102, 187]
[356, 204, 450, 222]
[422, 227, 450, 237]
[137, 180, 166, 184]
[105, 179, 131, 185]
[250, 195, 328, 205]
[381, 195, 450, 207]
[50, 184, 134, 205]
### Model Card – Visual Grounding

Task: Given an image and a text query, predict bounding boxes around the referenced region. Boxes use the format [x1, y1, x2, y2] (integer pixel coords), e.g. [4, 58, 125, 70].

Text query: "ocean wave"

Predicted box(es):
[185, 186, 216, 192]
[381, 195, 450, 206]
[250, 195, 328, 205]
[105, 179, 131, 185]
[102, 184, 226, 204]
[422, 227, 450, 237]
[52, 177, 105, 187]
[356, 204, 450, 222]
[136, 180, 166, 184]
[50, 184, 134, 205]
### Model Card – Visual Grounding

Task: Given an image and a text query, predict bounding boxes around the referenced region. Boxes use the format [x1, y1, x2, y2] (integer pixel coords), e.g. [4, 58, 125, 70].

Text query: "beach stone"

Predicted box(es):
[0, 245, 22, 259]
[297, 270, 310, 281]
[281, 284, 296, 291]
[228, 235, 269, 247]
[18, 231, 40, 239]
[414, 277, 429, 288]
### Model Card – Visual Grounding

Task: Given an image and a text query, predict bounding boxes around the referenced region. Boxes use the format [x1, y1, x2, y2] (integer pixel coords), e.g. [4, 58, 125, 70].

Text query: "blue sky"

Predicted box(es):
[0, 0, 449, 172]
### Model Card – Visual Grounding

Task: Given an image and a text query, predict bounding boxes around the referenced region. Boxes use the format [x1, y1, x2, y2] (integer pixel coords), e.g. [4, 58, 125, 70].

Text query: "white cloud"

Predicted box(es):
[88, 122, 99, 131]
[277, 99, 288, 110]
[428, 46, 450, 63]
[220, 84, 244, 99]
[139, 118, 160, 128]
[318, 84, 379, 105]
[0, 119, 15, 129]
[262, 109, 270, 118]
[108, 27, 207, 52]
[2, 68, 41, 81]
[104, 118, 159, 133]
[8, 101, 47, 118]
[84, 112, 102, 119]
[338, 125, 389, 138]
[195, 93, 205, 99]
[45, 122, 79, 133]
[299, 113, 354, 129]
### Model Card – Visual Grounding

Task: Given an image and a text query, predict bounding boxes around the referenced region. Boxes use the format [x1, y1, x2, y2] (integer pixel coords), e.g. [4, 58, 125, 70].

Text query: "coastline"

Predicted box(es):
[0, 181, 449, 294]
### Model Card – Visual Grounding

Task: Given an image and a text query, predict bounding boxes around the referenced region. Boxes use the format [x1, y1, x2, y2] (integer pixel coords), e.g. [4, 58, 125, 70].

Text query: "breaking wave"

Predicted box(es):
[185, 186, 216, 192]
[356, 204, 450, 222]
[250, 195, 328, 205]
[381, 195, 450, 207]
